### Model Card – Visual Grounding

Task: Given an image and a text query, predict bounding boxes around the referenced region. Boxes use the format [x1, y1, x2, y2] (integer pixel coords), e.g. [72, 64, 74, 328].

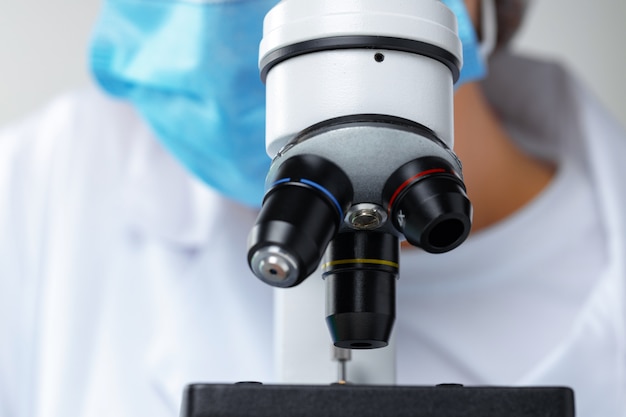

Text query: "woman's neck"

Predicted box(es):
[452, 82, 555, 233]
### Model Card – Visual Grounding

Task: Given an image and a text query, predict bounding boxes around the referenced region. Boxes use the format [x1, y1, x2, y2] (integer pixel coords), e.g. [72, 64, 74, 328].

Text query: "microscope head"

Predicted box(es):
[248, 0, 472, 349]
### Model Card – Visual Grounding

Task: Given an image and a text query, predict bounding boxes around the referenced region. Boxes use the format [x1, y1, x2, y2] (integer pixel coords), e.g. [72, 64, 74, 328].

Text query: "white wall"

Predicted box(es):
[0, 0, 101, 125]
[512, 0, 626, 128]
[1, 0, 625, 127]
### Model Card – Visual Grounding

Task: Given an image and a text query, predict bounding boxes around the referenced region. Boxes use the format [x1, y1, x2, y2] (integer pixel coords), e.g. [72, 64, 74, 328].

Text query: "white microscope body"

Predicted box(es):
[248, 0, 470, 384]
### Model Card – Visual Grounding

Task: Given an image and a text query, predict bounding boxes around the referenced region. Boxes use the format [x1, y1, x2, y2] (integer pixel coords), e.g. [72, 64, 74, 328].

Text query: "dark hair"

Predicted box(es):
[495, 0, 529, 48]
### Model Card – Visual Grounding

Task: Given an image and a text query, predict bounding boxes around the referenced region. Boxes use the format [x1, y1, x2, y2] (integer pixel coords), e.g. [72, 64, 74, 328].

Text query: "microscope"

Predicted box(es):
[181, 0, 575, 415]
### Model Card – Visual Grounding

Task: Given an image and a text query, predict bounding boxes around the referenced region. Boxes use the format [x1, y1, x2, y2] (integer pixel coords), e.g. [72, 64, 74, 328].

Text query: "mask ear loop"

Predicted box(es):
[479, 0, 498, 60]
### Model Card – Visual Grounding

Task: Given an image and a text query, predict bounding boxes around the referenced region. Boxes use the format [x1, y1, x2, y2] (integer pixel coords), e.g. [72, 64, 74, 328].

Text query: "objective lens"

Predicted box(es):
[248, 155, 353, 288]
[323, 231, 399, 349]
[383, 157, 472, 253]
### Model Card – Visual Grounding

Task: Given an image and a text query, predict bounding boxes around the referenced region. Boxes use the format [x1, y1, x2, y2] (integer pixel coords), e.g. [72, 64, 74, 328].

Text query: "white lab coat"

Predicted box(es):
[0, 53, 624, 416]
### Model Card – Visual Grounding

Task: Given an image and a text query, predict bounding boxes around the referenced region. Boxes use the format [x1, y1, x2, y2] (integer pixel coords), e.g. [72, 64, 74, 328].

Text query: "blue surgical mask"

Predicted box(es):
[90, 0, 485, 208]
[90, 0, 277, 207]
[442, 0, 488, 85]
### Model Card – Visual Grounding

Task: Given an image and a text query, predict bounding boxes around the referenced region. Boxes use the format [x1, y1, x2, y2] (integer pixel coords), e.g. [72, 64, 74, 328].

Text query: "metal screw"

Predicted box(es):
[345, 203, 387, 230]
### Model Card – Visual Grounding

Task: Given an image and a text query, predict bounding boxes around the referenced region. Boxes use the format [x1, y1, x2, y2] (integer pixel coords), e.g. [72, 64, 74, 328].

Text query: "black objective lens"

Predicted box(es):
[383, 157, 472, 253]
[323, 231, 399, 349]
[247, 154, 353, 288]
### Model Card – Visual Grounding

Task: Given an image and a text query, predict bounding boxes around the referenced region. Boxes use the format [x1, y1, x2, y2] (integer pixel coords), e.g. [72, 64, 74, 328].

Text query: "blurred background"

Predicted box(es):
[0, 0, 625, 127]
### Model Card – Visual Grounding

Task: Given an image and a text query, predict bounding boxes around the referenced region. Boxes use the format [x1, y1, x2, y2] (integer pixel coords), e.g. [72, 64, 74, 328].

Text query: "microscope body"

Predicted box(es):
[248, 0, 471, 349]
